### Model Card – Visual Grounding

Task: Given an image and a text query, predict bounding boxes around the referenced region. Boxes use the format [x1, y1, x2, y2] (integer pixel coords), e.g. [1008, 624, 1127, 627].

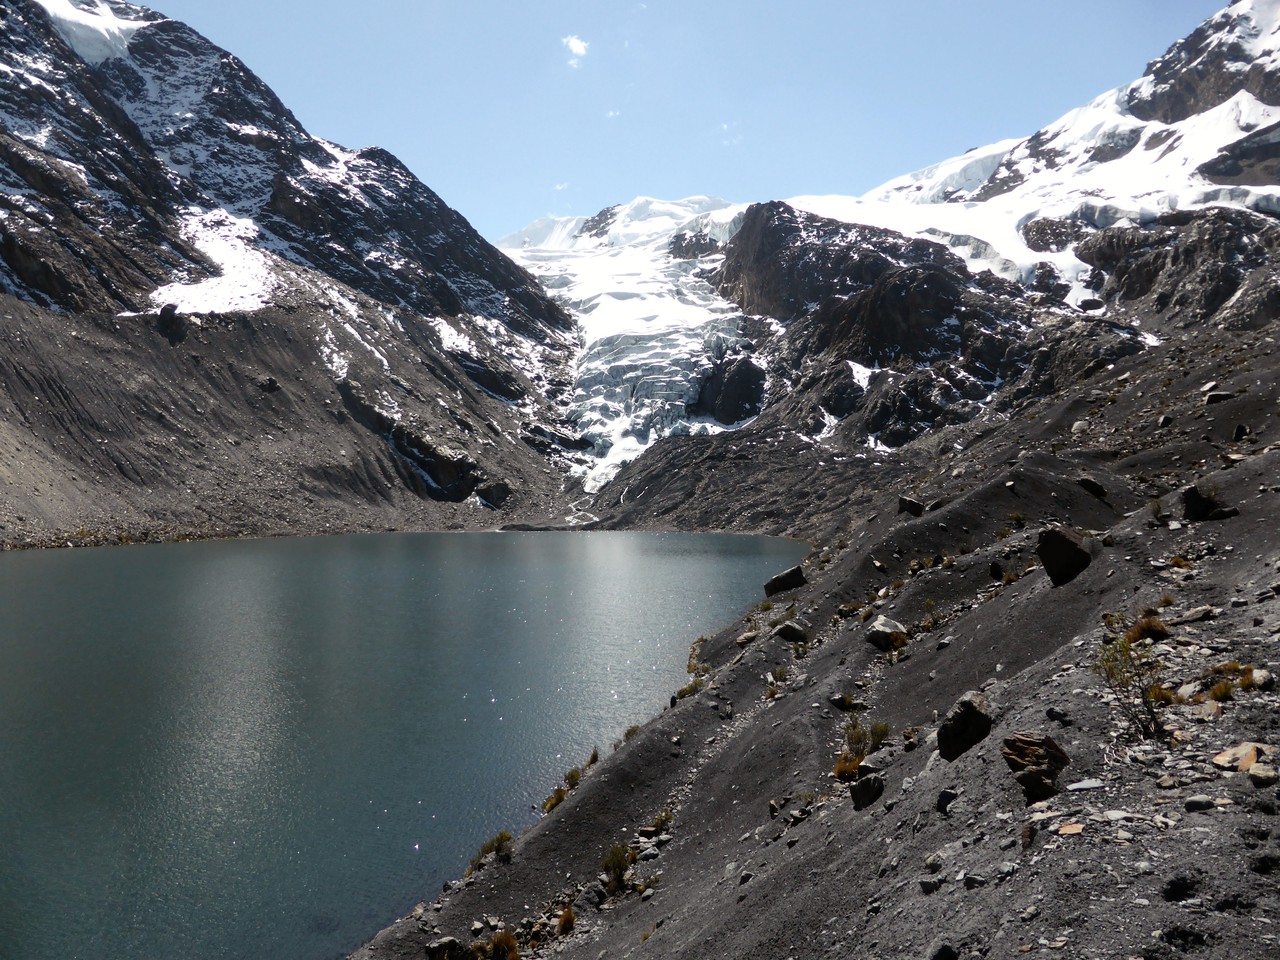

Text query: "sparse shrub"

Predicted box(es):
[1093, 630, 1167, 741]
[1125, 615, 1171, 644]
[995, 527, 1012, 541]
[1148, 498, 1163, 520]
[764, 685, 778, 700]
[1158, 594, 1176, 608]
[652, 807, 673, 832]
[557, 904, 575, 936]
[1208, 679, 1235, 702]
[602, 844, 631, 894]
[543, 787, 567, 813]
[1009, 511, 1026, 528]
[1239, 667, 1258, 691]
[1169, 555, 1194, 570]
[675, 677, 704, 700]
[1003, 571, 1020, 586]
[623, 724, 641, 743]
[489, 929, 519, 960]
[470, 830, 514, 871]
[758, 599, 774, 612]
[564, 767, 582, 790]
[833, 751, 862, 782]
[587, 746, 599, 766]
[772, 664, 789, 683]
[860, 607, 875, 623]
[869, 721, 891, 751]
[1147, 684, 1176, 706]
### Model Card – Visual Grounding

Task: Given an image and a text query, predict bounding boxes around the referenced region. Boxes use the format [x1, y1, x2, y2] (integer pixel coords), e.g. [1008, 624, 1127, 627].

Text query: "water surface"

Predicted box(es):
[0, 531, 806, 960]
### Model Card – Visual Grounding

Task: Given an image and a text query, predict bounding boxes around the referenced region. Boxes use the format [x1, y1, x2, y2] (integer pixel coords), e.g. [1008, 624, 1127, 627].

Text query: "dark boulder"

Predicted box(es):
[764, 565, 807, 596]
[1036, 526, 1093, 587]
[849, 773, 885, 811]
[1181, 483, 1239, 522]
[937, 691, 994, 762]
[897, 495, 925, 518]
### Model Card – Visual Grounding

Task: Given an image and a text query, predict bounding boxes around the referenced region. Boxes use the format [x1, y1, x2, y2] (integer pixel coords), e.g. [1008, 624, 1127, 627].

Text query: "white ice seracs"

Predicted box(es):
[502, 197, 757, 492]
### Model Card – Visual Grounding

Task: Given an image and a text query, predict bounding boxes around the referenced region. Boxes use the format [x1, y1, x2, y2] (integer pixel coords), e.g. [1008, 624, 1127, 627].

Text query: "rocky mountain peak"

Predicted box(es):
[1128, 0, 1280, 124]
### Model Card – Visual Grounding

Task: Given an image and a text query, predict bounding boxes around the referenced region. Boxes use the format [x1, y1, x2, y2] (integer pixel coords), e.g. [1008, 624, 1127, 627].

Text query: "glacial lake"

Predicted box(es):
[0, 531, 807, 960]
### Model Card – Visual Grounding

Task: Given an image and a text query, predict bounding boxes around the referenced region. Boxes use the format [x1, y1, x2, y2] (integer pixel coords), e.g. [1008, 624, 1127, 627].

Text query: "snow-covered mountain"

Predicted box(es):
[504, 0, 1280, 489]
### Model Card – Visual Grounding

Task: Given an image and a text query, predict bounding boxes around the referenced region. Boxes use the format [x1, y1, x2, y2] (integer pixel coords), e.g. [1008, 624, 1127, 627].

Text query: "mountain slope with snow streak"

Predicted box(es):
[0, 0, 583, 537]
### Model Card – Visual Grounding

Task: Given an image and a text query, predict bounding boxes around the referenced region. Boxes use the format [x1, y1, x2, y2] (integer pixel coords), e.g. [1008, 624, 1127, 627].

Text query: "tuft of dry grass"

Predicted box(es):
[489, 929, 519, 960]
[557, 905, 575, 937]
[1208, 679, 1235, 702]
[1125, 615, 1171, 644]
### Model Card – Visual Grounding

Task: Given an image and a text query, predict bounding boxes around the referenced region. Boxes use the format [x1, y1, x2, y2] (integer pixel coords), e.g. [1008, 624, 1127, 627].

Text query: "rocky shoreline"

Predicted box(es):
[347, 313, 1280, 960]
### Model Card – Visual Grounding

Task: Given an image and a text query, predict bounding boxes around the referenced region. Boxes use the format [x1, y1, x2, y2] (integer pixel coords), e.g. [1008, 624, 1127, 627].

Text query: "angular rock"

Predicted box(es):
[850, 774, 885, 811]
[1212, 742, 1269, 772]
[1184, 794, 1216, 812]
[764, 565, 807, 596]
[898, 495, 925, 518]
[1182, 483, 1239, 521]
[1002, 733, 1071, 803]
[1036, 526, 1093, 586]
[772, 620, 808, 644]
[1077, 475, 1108, 499]
[865, 615, 909, 652]
[937, 691, 994, 762]
[1249, 764, 1279, 788]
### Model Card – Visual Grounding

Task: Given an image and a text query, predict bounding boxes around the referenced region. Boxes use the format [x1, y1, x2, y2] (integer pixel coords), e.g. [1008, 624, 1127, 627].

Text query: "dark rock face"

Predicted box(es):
[694, 355, 766, 425]
[1076, 207, 1280, 330]
[669, 230, 721, 260]
[937, 691, 994, 762]
[1036, 526, 1093, 587]
[1199, 119, 1280, 186]
[1127, 4, 1280, 125]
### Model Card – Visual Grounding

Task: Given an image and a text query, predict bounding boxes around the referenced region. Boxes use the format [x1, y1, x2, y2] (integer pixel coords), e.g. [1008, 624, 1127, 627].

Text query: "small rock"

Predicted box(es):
[1251, 668, 1275, 691]
[936, 788, 960, 814]
[1204, 390, 1234, 405]
[919, 877, 943, 895]
[426, 937, 465, 960]
[1066, 779, 1105, 792]
[1184, 795, 1216, 812]
[1071, 420, 1089, 435]
[1249, 764, 1279, 788]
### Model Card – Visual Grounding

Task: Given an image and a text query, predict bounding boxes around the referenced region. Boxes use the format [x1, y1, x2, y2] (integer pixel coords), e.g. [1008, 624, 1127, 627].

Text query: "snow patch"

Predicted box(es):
[151, 208, 279, 313]
[33, 0, 148, 65]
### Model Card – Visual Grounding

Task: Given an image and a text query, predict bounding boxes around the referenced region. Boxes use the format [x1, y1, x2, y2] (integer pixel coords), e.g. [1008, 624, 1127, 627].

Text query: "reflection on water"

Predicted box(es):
[0, 531, 807, 960]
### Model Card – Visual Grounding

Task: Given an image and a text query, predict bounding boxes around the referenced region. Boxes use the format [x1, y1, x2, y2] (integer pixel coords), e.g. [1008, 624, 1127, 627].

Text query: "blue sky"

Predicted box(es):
[152, 1, 1217, 241]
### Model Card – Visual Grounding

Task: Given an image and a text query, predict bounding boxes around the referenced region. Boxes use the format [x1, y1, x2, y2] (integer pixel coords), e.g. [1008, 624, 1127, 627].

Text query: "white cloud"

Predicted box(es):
[606, 109, 621, 119]
[562, 34, 588, 67]
[719, 121, 743, 147]
[554, 182, 570, 192]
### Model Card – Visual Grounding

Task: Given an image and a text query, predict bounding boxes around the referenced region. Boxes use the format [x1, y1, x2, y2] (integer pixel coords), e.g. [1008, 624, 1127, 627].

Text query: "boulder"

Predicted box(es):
[1181, 483, 1239, 521]
[1077, 475, 1108, 499]
[1211, 742, 1270, 772]
[1001, 733, 1071, 803]
[764, 565, 807, 596]
[849, 774, 885, 811]
[1036, 526, 1093, 586]
[897, 495, 925, 518]
[772, 620, 808, 644]
[937, 691, 994, 761]
[865, 615, 909, 652]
